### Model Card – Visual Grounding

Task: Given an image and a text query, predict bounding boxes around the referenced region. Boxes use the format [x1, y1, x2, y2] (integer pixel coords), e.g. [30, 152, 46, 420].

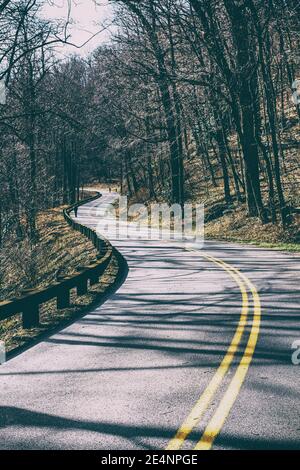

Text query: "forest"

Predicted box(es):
[0, 0, 300, 296]
[0, 0, 300, 454]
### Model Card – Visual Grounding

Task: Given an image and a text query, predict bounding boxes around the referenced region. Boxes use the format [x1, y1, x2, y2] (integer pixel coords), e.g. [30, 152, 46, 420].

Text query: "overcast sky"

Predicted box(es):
[41, 0, 114, 57]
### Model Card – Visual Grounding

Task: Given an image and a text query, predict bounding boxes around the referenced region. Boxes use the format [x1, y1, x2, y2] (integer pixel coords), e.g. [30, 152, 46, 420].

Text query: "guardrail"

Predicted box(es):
[0, 192, 113, 329]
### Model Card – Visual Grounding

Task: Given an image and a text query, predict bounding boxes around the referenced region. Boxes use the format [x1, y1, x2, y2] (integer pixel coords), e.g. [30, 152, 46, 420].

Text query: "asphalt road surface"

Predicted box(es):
[0, 192, 299, 450]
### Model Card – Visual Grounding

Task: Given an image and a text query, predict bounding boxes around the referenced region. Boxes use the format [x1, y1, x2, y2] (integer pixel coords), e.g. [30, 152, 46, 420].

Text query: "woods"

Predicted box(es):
[0, 1, 86, 245]
[0, 0, 299, 252]
[0, 1, 300, 453]
[105, 0, 299, 226]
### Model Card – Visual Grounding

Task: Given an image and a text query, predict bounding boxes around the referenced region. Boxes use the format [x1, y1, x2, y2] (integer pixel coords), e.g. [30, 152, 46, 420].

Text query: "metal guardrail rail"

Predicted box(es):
[0, 192, 112, 329]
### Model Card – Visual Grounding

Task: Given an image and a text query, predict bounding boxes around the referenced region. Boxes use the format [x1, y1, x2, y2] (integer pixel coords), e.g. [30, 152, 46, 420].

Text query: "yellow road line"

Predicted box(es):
[166, 252, 249, 450]
[194, 270, 261, 450]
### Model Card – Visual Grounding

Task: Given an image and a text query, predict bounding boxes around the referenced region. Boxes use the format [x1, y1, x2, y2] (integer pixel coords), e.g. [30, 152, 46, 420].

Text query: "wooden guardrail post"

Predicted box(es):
[89, 272, 99, 286]
[77, 278, 88, 295]
[57, 288, 70, 309]
[22, 303, 39, 329]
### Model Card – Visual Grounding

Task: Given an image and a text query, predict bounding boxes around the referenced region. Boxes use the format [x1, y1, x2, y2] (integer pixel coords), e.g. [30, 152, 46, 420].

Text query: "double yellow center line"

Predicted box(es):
[166, 251, 261, 451]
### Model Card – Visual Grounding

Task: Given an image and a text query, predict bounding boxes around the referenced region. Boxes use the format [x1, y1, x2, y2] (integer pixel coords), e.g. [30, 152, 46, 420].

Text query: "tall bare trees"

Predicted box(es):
[0, 1, 81, 244]
[0, 0, 299, 251]
[101, 0, 299, 224]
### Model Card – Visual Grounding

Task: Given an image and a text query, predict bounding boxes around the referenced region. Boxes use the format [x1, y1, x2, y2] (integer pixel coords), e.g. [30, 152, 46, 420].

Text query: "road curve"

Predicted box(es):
[0, 192, 299, 450]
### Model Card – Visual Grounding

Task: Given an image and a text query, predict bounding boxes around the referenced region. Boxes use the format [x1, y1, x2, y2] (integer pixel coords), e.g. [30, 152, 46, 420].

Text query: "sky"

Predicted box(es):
[41, 0, 115, 57]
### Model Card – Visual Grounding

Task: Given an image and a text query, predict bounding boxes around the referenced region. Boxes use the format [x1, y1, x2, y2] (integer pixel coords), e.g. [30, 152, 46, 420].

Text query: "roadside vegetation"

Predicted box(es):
[0, 202, 120, 353]
[1, 1, 300, 257]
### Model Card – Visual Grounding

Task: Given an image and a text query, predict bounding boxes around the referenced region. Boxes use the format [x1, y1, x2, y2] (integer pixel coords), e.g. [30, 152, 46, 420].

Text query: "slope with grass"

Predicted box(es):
[0, 203, 120, 354]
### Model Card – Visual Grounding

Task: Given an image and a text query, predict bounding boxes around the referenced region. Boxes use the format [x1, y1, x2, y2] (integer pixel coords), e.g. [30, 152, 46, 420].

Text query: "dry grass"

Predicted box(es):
[187, 105, 300, 250]
[205, 206, 300, 252]
[0, 206, 121, 354]
[0, 206, 99, 300]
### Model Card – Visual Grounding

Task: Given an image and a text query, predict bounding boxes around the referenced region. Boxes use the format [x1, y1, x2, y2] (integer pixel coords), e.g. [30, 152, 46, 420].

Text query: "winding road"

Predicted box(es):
[0, 192, 299, 450]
